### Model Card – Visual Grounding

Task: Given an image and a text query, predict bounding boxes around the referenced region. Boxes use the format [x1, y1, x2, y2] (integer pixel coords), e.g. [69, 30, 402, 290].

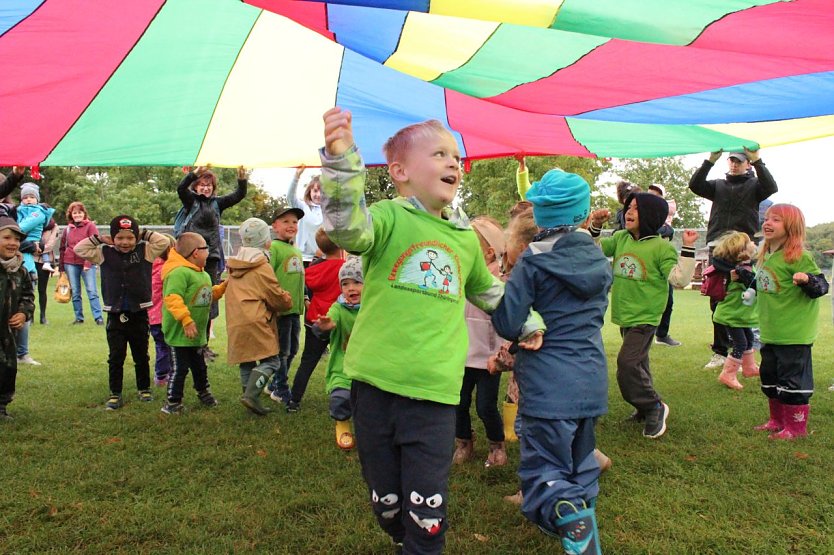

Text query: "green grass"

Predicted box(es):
[2, 291, 833, 553]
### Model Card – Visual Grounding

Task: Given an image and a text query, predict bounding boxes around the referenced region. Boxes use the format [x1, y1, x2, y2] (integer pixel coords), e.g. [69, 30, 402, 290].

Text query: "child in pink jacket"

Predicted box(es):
[453, 217, 508, 467]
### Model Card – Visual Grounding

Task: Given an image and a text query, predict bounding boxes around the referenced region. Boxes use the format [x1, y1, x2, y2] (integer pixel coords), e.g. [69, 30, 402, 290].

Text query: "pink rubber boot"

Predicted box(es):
[769, 404, 809, 440]
[741, 350, 760, 378]
[718, 356, 743, 390]
[754, 398, 782, 432]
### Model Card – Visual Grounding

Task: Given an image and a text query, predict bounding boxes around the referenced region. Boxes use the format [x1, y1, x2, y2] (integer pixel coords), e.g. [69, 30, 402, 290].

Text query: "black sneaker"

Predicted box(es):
[197, 389, 218, 407]
[71, 320, 84, 325]
[0, 405, 12, 420]
[624, 409, 645, 423]
[643, 402, 669, 439]
[161, 401, 183, 415]
[286, 400, 301, 413]
[138, 390, 154, 402]
[95, 318, 104, 326]
[105, 394, 123, 411]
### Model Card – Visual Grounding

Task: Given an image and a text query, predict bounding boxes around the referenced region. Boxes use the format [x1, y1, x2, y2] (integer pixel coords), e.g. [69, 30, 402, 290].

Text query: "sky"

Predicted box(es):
[250, 135, 834, 227]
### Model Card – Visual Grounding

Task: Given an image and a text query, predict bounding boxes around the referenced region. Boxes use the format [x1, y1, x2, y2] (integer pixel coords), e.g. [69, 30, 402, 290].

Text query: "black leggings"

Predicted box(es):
[34, 262, 51, 317]
[727, 327, 754, 359]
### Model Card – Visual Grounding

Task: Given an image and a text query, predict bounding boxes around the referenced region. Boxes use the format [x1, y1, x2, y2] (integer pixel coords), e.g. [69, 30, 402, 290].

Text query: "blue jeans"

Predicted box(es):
[64, 264, 103, 322]
[15, 320, 30, 357]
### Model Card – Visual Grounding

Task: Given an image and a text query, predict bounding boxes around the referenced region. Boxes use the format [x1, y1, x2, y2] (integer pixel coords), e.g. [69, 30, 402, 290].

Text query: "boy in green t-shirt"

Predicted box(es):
[589, 193, 698, 439]
[318, 107, 543, 553]
[263, 201, 305, 405]
[160, 232, 227, 415]
[313, 255, 363, 451]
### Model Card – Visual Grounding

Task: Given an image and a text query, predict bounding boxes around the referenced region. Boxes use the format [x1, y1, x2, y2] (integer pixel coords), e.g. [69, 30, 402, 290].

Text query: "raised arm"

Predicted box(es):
[1, 167, 26, 198]
[216, 166, 248, 211]
[73, 235, 105, 265]
[287, 165, 306, 210]
[688, 152, 722, 200]
[318, 107, 375, 254]
[667, 230, 698, 288]
[515, 155, 531, 200]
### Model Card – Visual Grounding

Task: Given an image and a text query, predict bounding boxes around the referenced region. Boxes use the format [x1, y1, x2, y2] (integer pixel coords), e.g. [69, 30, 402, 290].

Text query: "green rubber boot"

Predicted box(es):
[240, 369, 271, 416]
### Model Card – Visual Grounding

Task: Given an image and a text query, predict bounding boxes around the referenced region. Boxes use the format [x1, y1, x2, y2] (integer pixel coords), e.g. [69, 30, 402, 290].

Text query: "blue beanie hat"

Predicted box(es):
[525, 170, 591, 228]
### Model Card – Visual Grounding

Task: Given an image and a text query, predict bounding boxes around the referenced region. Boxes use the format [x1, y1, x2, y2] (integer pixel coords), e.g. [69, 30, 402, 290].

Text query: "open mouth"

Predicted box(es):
[440, 176, 457, 185]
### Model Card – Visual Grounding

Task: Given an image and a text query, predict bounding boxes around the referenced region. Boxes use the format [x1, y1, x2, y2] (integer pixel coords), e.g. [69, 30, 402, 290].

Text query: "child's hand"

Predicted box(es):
[743, 147, 760, 163]
[316, 315, 335, 331]
[237, 165, 247, 180]
[589, 209, 610, 227]
[793, 272, 809, 285]
[708, 150, 723, 163]
[8, 313, 26, 329]
[323, 107, 354, 156]
[184, 322, 198, 339]
[515, 154, 526, 173]
[101, 235, 114, 246]
[681, 229, 699, 247]
[295, 164, 306, 179]
[518, 330, 543, 351]
[12, 166, 26, 176]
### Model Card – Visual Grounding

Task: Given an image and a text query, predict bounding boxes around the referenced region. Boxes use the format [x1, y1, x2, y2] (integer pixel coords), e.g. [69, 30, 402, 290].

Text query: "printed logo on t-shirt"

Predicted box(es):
[614, 253, 647, 280]
[284, 255, 303, 274]
[191, 285, 213, 307]
[387, 241, 461, 302]
[757, 267, 780, 294]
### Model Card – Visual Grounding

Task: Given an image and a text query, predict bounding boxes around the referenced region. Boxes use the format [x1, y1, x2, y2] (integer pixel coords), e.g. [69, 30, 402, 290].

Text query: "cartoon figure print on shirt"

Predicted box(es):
[614, 253, 646, 280]
[191, 284, 213, 307]
[284, 254, 303, 274]
[389, 241, 462, 301]
[757, 267, 780, 294]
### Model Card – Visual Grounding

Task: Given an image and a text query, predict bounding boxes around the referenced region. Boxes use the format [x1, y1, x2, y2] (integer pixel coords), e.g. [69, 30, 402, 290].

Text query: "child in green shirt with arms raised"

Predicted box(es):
[319, 107, 543, 553]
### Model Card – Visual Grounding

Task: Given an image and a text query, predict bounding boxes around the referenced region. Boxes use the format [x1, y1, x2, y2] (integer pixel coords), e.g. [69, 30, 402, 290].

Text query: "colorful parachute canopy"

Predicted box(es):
[2, 0, 834, 167]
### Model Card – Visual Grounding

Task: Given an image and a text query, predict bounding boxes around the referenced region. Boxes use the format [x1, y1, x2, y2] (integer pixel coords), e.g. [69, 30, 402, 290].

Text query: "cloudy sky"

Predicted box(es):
[251, 135, 834, 227]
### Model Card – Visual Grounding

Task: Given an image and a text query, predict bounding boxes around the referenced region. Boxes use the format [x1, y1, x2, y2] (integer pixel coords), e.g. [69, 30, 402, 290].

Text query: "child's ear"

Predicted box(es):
[484, 246, 496, 264]
[388, 161, 407, 184]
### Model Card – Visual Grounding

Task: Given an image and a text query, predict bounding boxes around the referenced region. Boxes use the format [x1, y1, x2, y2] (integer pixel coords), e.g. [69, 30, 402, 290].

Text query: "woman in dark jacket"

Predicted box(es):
[177, 166, 248, 354]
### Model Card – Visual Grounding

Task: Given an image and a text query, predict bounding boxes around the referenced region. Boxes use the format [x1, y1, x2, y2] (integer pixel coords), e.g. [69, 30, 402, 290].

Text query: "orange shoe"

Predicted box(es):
[335, 420, 355, 450]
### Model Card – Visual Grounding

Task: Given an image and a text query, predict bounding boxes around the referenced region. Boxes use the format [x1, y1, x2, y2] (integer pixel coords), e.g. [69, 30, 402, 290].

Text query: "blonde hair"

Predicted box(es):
[471, 216, 505, 254]
[758, 203, 806, 265]
[382, 120, 453, 165]
[176, 232, 206, 259]
[303, 176, 321, 204]
[712, 231, 752, 264]
[506, 208, 537, 252]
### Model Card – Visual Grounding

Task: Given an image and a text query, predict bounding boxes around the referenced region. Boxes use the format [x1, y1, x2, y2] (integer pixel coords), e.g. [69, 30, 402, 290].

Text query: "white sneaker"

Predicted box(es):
[42, 262, 55, 272]
[17, 355, 42, 366]
[828, 383, 834, 392]
[704, 353, 726, 369]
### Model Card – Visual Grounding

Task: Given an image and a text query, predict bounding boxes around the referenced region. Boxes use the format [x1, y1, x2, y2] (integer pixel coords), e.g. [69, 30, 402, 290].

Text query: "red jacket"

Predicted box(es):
[304, 258, 344, 324]
[60, 220, 98, 270]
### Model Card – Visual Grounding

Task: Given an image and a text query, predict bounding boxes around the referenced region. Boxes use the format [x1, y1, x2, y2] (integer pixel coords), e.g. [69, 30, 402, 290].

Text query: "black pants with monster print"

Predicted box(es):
[351, 380, 455, 555]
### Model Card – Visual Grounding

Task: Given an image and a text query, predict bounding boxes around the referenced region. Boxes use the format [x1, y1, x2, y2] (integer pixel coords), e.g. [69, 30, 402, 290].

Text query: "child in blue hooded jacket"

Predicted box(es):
[493, 169, 612, 555]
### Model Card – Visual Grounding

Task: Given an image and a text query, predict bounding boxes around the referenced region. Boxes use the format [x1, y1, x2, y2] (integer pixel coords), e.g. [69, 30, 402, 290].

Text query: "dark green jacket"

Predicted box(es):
[0, 256, 35, 363]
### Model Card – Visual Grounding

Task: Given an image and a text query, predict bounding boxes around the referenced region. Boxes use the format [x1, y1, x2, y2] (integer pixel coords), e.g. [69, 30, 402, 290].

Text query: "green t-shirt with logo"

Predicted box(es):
[325, 302, 358, 394]
[269, 239, 305, 315]
[342, 200, 495, 405]
[162, 267, 213, 347]
[757, 249, 821, 345]
[600, 230, 678, 327]
[713, 279, 758, 328]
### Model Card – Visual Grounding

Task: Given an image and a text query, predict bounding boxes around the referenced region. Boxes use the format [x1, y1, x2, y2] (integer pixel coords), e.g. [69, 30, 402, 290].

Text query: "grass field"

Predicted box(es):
[2, 290, 832, 554]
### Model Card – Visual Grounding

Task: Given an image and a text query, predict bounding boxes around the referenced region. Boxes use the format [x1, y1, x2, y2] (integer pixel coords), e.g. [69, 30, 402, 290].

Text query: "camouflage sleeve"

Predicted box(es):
[318, 145, 375, 255]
